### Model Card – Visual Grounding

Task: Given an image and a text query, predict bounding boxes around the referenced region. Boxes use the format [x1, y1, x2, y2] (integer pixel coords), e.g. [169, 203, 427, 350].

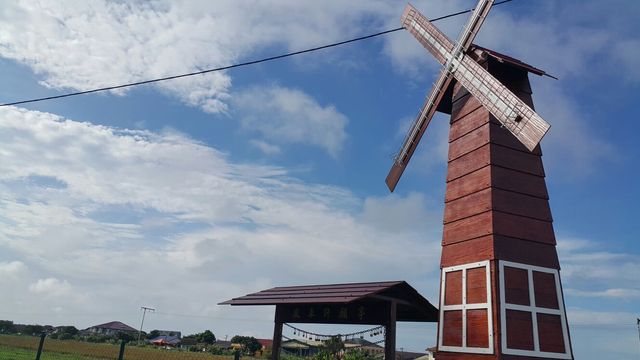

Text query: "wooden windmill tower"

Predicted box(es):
[387, 1, 573, 359]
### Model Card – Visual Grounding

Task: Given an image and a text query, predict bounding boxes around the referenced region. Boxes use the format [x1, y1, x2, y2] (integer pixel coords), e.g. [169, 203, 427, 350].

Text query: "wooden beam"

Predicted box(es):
[272, 306, 283, 360]
[385, 301, 397, 360]
[371, 294, 412, 306]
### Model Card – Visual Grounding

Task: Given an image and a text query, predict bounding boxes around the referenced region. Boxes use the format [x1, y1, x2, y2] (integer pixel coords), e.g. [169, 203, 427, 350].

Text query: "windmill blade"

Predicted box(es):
[402, 4, 454, 66]
[386, 70, 454, 192]
[456, 0, 494, 51]
[453, 53, 551, 150]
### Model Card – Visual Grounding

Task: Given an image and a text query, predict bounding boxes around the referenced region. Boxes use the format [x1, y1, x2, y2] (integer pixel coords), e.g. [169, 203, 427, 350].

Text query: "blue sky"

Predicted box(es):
[0, 0, 638, 358]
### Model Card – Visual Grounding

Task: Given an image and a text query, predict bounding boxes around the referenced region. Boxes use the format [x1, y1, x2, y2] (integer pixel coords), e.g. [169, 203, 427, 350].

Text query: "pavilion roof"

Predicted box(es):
[219, 280, 438, 322]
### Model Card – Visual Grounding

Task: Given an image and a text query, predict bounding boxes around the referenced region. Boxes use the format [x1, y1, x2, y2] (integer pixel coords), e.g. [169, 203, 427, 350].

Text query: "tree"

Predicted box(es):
[116, 331, 134, 343]
[24, 324, 44, 335]
[0, 320, 15, 334]
[322, 336, 344, 360]
[231, 335, 262, 354]
[148, 330, 161, 339]
[343, 349, 376, 360]
[58, 326, 79, 336]
[197, 330, 216, 344]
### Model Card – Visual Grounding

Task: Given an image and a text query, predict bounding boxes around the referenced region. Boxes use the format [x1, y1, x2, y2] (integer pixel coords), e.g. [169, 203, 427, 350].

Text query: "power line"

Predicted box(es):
[0, 0, 514, 107]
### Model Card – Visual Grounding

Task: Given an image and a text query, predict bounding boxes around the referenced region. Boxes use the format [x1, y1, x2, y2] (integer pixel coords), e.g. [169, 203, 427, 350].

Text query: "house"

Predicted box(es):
[85, 321, 137, 336]
[423, 346, 437, 360]
[213, 340, 233, 349]
[395, 350, 428, 360]
[257, 338, 273, 351]
[155, 330, 181, 338]
[179, 337, 198, 350]
[150, 335, 181, 347]
[280, 338, 324, 357]
[344, 338, 384, 355]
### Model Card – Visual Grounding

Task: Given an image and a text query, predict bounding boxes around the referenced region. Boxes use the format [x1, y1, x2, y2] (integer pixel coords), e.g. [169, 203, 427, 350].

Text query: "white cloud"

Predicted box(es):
[29, 278, 72, 297]
[567, 308, 639, 327]
[558, 237, 640, 300]
[0, 0, 396, 114]
[360, 192, 440, 234]
[233, 85, 348, 157]
[0, 106, 440, 339]
[0, 261, 27, 279]
[249, 139, 281, 155]
[566, 288, 640, 300]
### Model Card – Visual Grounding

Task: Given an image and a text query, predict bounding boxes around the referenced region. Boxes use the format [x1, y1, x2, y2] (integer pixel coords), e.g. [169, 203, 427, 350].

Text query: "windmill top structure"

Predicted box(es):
[388, 1, 573, 359]
[386, 0, 551, 192]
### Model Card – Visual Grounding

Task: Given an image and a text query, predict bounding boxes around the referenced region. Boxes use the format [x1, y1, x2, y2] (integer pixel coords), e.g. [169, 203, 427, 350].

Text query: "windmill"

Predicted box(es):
[389, 1, 573, 359]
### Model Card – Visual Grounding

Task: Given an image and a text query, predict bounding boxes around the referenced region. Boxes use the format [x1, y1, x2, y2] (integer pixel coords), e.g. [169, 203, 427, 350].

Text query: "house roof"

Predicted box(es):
[150, 335, 181, 346]
[213, 340, 232, 348]
[344, 338, 383, 349]
[257, 338, 273, 348]
[396, 350, 428, 360]
[219, 280, 438, 322]
[282, 338, 324, 349]
[88, 321, 137, 332]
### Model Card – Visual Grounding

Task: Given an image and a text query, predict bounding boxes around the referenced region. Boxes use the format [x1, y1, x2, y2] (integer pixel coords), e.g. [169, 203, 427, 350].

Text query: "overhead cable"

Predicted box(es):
[0, 0, 514, 107]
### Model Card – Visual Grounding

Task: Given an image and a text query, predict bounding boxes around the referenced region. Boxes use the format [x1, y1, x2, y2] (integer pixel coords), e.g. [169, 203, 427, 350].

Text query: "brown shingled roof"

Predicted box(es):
[220, 281, 405, 305]
[220, 280, 438, 322]
[471, 44, 551, 78]
[88, 321, 137, 332]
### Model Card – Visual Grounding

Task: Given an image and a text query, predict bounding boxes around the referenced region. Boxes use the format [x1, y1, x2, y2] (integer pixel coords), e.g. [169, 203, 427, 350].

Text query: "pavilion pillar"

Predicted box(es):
[272, 306, 283, 360]
[385, 301, 397, 360]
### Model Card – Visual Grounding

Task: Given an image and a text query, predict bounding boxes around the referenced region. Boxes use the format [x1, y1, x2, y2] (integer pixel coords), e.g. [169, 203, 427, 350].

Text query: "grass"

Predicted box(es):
[0, 335, 239, 359]
[0, 345, 97, 360]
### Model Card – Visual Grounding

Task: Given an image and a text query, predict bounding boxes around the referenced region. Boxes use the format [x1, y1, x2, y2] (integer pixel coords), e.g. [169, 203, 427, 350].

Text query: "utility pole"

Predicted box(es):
[138, 306, 155, 342]
[637, 318, 640, 355]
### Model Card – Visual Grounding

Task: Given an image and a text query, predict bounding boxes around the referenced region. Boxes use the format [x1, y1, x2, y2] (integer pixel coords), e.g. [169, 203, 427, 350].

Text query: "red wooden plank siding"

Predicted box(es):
[447, 144, 491, 181]
[533, 271, 559, 309]
[445, 166, 491, 202]
[448, 122, 490, 161]
[504, 266, 530, 306]
[466, 309, 489, 348]
[439, 236, 494, 266]
[491, 188, 552, 221]
[449, 105, 486, 142]
[490, 144, 545, 176]
[444, 188, 492, 223]
[493, 212, 556, 245]
[491, 166, 549, 200]
[506, 310, 534, 350]
[443, 211, 493, 245]
[445, 271, 463, 305]
[493, 236, 560, 269]
[466, 267, 487, 304]
[537, 313, 566, 353]
[437, 50, 571, 359]
[490, 121, 542, 155]
[442, 310, 463, 347]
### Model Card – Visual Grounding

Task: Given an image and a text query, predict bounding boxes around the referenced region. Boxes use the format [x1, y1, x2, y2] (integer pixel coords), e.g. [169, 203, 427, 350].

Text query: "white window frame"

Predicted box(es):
[438, 260, 493, 354]
[499, 260, 572, 359]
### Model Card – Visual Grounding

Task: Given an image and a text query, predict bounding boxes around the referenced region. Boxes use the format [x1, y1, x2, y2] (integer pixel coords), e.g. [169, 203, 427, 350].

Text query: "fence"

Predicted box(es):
[0, 333, 247, 360]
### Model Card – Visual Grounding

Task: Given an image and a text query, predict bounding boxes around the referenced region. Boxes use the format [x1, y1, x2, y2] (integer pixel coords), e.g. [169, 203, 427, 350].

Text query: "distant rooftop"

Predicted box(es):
[87, 321, 137, 332]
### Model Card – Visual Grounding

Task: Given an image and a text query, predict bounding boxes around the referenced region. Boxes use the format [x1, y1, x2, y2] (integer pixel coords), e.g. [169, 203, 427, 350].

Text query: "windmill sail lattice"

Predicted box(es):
[387, 1, 550, 192]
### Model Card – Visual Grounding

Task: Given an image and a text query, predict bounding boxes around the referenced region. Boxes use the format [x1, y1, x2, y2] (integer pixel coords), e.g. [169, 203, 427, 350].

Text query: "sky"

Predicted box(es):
[0, 0, 639, 358]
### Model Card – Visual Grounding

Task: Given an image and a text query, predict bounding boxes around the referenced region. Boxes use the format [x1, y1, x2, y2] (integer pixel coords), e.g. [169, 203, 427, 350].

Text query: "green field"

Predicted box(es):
[0, 335, 237, 360]
[0, 344, 98, 360]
